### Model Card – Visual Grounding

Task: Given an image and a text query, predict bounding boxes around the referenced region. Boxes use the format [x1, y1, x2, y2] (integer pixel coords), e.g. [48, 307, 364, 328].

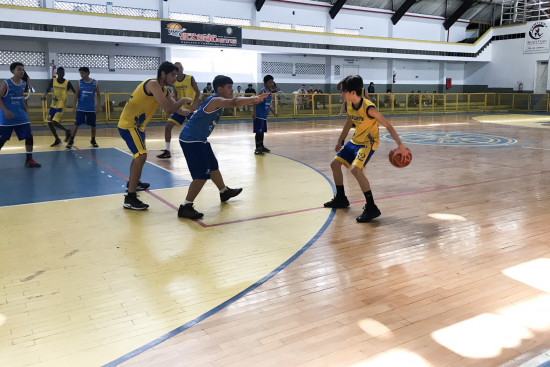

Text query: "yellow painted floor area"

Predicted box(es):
[472, 114, 550, 128]
[0, 135, 333, 367]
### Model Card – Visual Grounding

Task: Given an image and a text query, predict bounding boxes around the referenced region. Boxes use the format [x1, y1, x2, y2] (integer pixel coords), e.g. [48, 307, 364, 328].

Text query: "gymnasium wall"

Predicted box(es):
[0, 1, 547, 93]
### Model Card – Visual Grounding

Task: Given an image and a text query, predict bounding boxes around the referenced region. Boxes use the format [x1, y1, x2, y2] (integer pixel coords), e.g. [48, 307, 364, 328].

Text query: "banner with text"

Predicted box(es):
[161, 21, 242, 48]
[524, 21, 550, 53]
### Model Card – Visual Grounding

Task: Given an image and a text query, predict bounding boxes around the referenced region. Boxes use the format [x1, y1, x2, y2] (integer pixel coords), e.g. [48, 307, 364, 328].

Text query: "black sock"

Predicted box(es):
[364, 190, 375, 207]
[255, 132, 264, 148]
[128, 192, 137, 198]
[26, 153, 32, 160]
[336, 185, 345, 198]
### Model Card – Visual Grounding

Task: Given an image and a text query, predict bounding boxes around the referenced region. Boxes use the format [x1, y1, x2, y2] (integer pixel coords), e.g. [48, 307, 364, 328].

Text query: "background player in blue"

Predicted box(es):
[66, 67, 101, 149]
[0, 62, 40, 167]
[177, 75, 269, 219]
[252, 74, 278, 155]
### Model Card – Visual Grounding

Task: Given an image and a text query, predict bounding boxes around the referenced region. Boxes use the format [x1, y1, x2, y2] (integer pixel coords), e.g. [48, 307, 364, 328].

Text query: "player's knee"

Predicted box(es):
[330, 159, 341, 170]
[350, 165, 363, 176]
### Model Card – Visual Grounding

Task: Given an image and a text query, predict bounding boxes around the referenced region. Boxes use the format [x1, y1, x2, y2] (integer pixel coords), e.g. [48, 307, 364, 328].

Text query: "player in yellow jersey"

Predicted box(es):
[157, 62, 200, 159]
[324, 75, 409, 223]
[118, 61, 192, 210]
[41, 67, 76, 147]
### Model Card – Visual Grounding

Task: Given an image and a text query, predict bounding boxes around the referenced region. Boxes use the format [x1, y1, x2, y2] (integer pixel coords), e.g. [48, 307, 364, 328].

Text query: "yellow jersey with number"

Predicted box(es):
[173, 74, 195, 108]
[118, 79, 167, 131]
[51, 78, 69, 108]
[347, 97, 379, 149]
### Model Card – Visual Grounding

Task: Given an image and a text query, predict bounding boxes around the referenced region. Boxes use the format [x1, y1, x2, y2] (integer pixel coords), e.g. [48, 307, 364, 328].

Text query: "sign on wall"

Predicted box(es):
[161, 21, 242, 48]
[524, 21, 550, 54]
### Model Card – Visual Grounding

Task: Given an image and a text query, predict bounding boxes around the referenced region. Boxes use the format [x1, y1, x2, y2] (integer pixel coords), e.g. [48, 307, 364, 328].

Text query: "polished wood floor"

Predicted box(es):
[3, 113, 550, 366]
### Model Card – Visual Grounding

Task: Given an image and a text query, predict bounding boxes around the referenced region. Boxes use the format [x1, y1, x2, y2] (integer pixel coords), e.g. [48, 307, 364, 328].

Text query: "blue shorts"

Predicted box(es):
[119, 127, 146, 158]
[335, 141, 375, 169]
[0, 123, 32, 142]
[168, 112, 193, 126]
[47, 107, 64, 122]
[180, 141, 219, 180]
[75, 111, 96, 126]
[253, 117, 267, 133]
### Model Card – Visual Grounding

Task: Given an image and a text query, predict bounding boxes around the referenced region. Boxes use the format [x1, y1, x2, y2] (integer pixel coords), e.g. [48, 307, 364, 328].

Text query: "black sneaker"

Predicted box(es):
[220, 187, 243, 202]
[356, 204, 381, 223]
[323, 196, 350, 208]
[260, 146, 271, 153]
[178, 203, 204, 219]
[65, 130, 71, 142]
[123, 195, 149, 210]
[50, 139, 62, 147]
[66, 140, 73, 149]
[126, 181, 150, 192]
[254, 148, 264, 155]
[157, 150, 171, 159]
[90, 139, 98, 148]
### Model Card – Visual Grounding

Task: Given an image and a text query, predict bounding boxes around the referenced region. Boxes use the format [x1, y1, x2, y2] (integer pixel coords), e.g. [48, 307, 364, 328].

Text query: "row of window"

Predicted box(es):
[0, 51, 160, 69]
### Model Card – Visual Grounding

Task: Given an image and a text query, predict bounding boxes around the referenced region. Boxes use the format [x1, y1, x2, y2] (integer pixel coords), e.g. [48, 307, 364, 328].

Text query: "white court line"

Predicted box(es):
[521, 146, 550, 151]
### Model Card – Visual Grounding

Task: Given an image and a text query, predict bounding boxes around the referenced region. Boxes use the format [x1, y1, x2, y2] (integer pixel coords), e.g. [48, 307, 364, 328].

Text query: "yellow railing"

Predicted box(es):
[27, 92, 549, 125]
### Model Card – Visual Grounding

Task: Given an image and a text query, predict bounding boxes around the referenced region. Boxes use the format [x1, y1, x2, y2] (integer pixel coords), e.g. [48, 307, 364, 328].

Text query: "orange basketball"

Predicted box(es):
[389, 147, 412, 168]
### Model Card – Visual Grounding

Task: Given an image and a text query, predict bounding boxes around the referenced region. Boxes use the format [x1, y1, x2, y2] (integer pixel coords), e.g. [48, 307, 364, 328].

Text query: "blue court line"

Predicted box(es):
[104, 154, 337, 367]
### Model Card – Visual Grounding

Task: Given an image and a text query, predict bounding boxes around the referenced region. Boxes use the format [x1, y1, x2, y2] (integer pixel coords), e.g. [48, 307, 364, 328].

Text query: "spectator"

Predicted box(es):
[314, 84, 325, 109]
[244, 84, 256, 111]
[367, 82, 376, 104]
[203, 82, 213, 94]
[295, 84, 307, 110]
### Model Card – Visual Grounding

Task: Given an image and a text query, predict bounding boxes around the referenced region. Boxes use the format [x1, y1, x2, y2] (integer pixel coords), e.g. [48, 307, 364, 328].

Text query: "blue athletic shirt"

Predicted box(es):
[179, 94, 222, 143]
[255, 87, 272, 120]
[77, 79, 98, 112]
[0, 79, 29, 126]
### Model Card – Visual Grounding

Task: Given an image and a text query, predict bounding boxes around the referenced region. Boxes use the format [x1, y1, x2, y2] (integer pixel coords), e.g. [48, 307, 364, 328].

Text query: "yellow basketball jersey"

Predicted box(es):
[173, 74, 195, 108]
[51, 78, 69, 109]
[118, 79, 167, 131]
[347, 98, 380, 149]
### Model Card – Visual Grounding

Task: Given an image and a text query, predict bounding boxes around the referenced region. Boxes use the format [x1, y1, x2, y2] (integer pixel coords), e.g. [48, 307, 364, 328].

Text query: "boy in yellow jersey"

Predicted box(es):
[157, 62, 200, 159]
[118, 61, 192, 210]
[324, 75, 409, 223]
[41, 67, 76, 146]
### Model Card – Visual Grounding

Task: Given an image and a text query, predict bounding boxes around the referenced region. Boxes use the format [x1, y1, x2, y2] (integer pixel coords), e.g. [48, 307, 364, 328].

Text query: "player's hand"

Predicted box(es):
[395, 145, 410, 163]
[181, 97, 193, 104]
[334, 142, 342, 153]
[4, 110, 14, 119]
[180, 108, 190, 116]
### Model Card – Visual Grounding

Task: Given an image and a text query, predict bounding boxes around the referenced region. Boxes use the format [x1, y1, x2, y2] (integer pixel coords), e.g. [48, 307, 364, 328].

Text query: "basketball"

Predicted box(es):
[389, 147, 412, 168]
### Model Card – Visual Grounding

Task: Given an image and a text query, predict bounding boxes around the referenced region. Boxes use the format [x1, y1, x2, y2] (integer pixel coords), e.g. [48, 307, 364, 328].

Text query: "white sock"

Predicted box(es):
[184, 199, 193, 205]
[219, 186, 228, 193]
[165, 142, 170, 151]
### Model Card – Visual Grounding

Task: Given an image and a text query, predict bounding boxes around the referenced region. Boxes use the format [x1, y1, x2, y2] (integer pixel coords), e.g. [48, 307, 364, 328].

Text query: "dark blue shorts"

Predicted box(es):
[253, 117, 267, 133]
[0, 123, 32, 142]
[75, 111, 96, 126]
[118, 127, 146, 158]
[168, 112, 193, 126]
[180, 140, 219, 180]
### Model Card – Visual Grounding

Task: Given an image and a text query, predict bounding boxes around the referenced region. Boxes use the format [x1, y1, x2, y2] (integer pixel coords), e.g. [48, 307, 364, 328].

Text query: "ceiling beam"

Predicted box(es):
[254, 0, 266, 12]
[329, 0, 348, 19]
[444, 0, 475, 30]
[391, 0, 417, 25]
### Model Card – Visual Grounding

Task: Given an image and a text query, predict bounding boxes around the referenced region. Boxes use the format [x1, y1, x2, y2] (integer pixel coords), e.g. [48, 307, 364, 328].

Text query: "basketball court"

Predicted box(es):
[1, 113, 550, 366]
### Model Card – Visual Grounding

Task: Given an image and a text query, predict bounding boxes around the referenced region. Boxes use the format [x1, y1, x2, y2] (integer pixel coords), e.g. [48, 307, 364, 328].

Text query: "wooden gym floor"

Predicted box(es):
[1, 113, 550, 367]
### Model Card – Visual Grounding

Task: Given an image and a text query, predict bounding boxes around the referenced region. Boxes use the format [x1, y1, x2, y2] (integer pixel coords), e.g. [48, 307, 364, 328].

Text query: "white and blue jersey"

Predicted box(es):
[255, 87, 272, 120]
[77, 79, 97, 112]
[0, 79, 29, 126]
[179, 94, 222, 143]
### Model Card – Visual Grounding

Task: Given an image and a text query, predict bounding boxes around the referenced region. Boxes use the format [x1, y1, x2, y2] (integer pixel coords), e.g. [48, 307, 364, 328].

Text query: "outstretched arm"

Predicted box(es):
[204, 93, 269, 113]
